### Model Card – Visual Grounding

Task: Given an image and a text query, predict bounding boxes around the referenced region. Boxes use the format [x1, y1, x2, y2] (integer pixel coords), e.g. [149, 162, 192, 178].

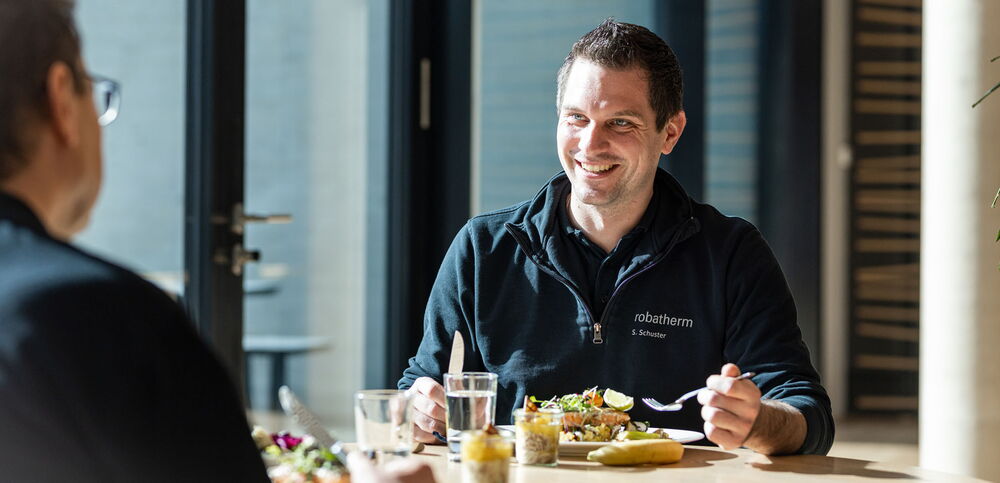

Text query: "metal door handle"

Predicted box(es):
[222, 202, 293, 235]
[215, 244, 261, 276]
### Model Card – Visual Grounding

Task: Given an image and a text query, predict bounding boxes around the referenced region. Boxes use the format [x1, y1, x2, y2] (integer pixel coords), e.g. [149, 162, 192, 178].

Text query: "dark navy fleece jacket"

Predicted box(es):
[399, 168, 834, 455]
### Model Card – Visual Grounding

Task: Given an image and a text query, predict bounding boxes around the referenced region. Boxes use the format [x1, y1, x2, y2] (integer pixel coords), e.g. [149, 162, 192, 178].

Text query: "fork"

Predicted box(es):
[642, 372, 756, 411]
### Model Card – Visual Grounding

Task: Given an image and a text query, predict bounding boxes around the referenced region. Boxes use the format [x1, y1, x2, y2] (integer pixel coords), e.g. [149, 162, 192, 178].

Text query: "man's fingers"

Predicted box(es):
[701, 405, 753, 437]
[413, 424, 442, 444]
[412, 377, 446, 408]
[413, 394, 446, 422]
[349, 453, 437, 483]
[413, 410, 446, 436]
[703, 422, 742, 450]
[721, 363, 741, 377]
[346, 452, 381, 481]
[706, 375, 760, 401]
[382, 459, 437, 483]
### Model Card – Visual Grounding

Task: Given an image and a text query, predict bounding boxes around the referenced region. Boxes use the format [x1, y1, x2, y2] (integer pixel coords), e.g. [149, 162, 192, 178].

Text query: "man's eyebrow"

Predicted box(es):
[560, 106, 646, 119]
[610, 110, 644, 118]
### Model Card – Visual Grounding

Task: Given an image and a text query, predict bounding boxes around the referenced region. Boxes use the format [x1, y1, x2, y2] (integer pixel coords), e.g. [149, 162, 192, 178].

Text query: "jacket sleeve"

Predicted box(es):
[722, 226, 835, 455]
[398, 223, 479, 389]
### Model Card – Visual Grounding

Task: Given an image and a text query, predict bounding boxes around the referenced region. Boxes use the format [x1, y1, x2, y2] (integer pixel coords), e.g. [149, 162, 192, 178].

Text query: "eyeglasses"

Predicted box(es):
[89, 74, 120, 126]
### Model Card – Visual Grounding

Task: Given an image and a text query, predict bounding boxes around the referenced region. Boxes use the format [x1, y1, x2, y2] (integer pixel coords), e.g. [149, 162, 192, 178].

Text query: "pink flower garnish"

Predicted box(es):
[272, 432, 304, 450]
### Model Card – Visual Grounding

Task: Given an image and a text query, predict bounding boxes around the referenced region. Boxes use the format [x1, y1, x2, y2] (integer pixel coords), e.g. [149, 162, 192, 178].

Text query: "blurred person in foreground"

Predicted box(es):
[400, 19, 834, 455]
[0, 1, 433, 481]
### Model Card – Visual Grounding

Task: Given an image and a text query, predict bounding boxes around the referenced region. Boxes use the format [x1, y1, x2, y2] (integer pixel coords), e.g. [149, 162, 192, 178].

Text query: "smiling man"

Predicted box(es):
[399, 19, 833, 455]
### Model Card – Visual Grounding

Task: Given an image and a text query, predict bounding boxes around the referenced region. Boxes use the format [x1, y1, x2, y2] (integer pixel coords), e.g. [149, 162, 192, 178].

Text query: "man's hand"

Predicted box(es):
[406, 377, 446, 444]
[347, 452, 436, 483]
[697, 363, 761, 450]
[697, 363, 807, 455]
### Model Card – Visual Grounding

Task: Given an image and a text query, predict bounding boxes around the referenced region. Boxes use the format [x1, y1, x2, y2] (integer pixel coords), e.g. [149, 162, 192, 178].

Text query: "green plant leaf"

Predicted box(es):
[992, 55, 1000, 62]
[996, 228, 1000, 242]
[972, 80, 1000, 108]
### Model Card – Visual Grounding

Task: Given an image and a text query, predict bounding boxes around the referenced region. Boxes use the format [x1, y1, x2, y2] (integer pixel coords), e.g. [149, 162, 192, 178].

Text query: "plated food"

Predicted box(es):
[251, 426, 348, 483]
[528, 387, 667, 443]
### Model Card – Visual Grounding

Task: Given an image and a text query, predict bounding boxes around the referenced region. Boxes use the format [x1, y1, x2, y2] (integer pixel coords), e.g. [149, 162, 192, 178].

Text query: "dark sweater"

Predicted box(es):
[399, 168, 834, 455]
[0, 192, 268, 482]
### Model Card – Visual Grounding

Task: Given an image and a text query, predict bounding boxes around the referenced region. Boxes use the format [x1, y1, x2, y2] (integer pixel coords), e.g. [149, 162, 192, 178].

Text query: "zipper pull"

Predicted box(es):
[593, 323, 604, 344]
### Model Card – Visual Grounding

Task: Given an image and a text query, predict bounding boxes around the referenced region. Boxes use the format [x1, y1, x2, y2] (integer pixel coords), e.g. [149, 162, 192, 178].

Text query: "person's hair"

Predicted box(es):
[0, 0, 84, 181]
[556, 18, 683, 131]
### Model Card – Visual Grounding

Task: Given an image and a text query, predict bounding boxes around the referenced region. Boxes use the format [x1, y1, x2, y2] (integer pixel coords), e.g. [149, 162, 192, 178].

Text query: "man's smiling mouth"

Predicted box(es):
[577, 160, 619, 174]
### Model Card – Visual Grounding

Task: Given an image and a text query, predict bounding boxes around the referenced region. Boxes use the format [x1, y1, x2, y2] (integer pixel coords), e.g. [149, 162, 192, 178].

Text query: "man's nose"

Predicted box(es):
[577, 123, 609, 155]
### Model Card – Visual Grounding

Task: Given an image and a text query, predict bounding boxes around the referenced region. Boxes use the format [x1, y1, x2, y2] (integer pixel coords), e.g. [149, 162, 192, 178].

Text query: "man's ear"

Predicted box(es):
[44, 61, 81, 148]
[660, 110, 687, 156]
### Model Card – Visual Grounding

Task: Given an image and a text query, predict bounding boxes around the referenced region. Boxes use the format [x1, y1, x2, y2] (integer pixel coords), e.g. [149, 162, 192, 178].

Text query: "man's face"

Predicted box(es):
[556, 60, 683, 212]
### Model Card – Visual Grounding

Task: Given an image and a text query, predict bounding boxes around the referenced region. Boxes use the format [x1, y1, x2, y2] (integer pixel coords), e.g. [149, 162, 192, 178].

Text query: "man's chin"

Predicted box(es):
[570, 188, 614, 208]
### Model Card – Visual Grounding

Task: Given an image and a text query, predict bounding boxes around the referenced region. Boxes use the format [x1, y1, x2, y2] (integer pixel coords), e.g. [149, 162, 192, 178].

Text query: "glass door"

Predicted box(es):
[243, 0, 382, 438]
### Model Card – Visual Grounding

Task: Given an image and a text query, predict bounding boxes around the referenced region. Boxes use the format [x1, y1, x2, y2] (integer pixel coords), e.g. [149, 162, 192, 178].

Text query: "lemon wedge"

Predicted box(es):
[603, 388, 634, 411]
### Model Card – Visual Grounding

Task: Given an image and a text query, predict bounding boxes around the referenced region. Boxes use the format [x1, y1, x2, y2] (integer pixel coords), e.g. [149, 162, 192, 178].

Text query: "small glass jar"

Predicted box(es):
[461, 429, 512, 483]
[513, 408, 563, 466]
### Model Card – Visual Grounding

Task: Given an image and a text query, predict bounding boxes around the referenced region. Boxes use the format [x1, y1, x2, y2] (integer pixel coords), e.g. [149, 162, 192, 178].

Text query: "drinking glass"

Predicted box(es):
[354, 389, 414, 464]
[513, 407, 562, 466]
[444, 372, 498, 461]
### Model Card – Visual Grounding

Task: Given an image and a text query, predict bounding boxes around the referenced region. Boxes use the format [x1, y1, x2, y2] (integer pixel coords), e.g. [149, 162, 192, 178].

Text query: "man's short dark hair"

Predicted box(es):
[556, 18, 683, 132]
[0, 0, 83, 181]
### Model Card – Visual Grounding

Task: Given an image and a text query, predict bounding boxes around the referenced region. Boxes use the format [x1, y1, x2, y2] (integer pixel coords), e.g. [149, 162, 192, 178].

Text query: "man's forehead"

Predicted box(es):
[560, 60, 653, 116]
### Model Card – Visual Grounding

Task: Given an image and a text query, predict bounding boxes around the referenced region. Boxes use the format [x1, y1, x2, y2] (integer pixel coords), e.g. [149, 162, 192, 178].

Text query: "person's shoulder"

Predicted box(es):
[465, 199, 533, 235]
[689, 200, 759, 238]
[0, 225, 182, 326]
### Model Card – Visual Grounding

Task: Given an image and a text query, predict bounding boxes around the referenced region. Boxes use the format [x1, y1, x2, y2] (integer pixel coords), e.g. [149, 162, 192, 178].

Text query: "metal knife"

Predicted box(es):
[432, 331, 466, 444]
[447, 330, 464, 375]
[278, 385, 348, 467]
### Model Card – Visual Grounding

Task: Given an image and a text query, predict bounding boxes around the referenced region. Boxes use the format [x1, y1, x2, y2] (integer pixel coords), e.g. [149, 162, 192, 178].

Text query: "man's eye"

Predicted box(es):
[568, 113, 586, 122]
[611, 119, 633, 127]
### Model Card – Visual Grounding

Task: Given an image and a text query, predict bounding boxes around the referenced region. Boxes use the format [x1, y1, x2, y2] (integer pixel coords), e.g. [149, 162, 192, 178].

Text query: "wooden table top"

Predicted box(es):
[409, 443, 985, 482]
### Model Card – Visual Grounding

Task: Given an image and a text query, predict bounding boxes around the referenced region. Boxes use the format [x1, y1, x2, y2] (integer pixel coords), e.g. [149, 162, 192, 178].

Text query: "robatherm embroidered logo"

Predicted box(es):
[634, 311, 693, 328]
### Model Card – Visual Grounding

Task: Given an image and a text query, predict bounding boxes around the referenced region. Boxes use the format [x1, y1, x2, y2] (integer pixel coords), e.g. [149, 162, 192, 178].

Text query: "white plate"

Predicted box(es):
[497, 426, 704, 457]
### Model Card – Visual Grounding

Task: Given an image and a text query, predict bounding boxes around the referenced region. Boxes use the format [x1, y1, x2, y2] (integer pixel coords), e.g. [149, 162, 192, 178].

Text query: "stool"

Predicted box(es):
[244, 335, 329, 410]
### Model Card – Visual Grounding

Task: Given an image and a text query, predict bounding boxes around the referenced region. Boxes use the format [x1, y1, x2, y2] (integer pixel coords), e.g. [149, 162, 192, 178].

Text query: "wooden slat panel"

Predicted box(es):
[858, 0, 922, 7]
[855, 167, 920, 184]
[857, 279, 919, 294]
[855, 189, 920, 213]
[857, 6, 922, 26]
[855, 354, 919, 371]
[856, 32, 922, 48]
[855, 99, 921, 115]
[856, 130, 920, 145]
[857, 61, 921, 76]
[855, 395, 919, 410]
[856, 284, 920, 302]
[854, 203, 919, 215]
[857, 322, 920, 342]
[856, 305, 919, 323]
[856, 216, 920, 234]
[856, 238, 920, 252]
[855, 263, 919, 280]
[855, 155, 920, 169]
[856, 79, 921, 95]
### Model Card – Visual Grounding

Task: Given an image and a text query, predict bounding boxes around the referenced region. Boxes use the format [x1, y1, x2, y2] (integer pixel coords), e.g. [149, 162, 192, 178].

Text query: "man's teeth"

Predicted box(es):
[581, 164, 613, 173]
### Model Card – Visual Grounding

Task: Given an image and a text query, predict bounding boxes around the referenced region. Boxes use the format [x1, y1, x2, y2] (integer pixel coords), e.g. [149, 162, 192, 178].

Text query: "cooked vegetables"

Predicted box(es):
[586, 439, 684, 466]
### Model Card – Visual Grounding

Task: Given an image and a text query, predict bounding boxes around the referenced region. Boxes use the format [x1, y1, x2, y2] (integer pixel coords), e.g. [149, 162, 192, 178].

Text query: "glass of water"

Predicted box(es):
[444, 372, 498, 461]
[354, 389, 414, 465]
